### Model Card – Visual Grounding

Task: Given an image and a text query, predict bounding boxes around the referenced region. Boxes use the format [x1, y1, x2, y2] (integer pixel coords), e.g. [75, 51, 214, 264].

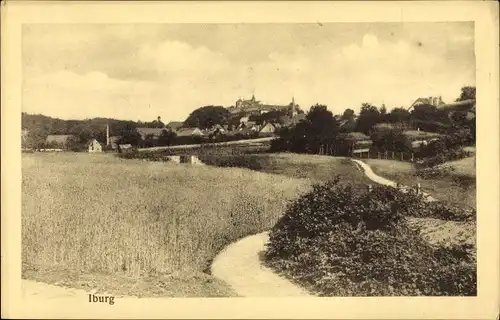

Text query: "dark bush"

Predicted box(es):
[416, 165, 456, 179]
[265, 179, 476, 296]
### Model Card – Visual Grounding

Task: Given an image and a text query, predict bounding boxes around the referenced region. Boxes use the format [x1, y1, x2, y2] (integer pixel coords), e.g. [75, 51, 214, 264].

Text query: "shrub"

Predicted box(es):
[265, 179, 476, 296]
[416, 165, 456, 179]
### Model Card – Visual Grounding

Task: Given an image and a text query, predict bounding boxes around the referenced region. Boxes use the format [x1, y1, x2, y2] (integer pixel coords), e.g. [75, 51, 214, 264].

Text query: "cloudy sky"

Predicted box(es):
[22, 22, 475, 122]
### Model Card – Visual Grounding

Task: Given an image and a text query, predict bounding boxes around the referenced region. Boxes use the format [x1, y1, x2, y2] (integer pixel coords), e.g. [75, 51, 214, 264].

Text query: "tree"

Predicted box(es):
[388, 107, 410, 126]
[379, 104, 388, 122]
[184, 106, 230, 129]
[249, 109, 289, 125]
[158, 129, 176, 146]
[273, 104, 338, 154]
[356, 103, 381, 135]
[456, 86, 476, 101]
[117, 128, 142, 146]
[340, 108, 356, 121]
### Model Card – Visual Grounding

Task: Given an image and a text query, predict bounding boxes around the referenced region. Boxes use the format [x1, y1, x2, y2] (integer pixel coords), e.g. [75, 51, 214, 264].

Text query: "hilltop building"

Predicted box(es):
[408, 96, 445, 111]
[228, 95, 301, 117]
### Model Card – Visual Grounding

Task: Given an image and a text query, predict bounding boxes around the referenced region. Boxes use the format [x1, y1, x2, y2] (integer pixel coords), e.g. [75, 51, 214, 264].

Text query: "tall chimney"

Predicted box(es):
[106, 123, 110, 146]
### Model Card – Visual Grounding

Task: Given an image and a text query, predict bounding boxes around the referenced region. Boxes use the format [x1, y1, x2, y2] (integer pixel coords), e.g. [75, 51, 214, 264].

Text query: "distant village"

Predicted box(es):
[21, 92, 476, 154]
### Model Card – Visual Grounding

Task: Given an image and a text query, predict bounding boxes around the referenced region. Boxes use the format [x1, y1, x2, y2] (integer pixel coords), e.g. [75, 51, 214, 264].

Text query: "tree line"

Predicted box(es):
[272, 86, 476, 156]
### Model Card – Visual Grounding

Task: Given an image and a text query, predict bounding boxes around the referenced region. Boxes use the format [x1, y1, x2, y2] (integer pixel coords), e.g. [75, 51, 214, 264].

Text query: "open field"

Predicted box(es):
[440, 156, 476, 177]
[365, 158, 476, 209]
[202, 153, 372, 184]
[22, 152, 310, 297]
[137, 136, 276, 152]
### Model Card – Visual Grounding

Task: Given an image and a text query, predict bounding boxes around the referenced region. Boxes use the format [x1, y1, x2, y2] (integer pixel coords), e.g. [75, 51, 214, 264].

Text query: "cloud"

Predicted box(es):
[23, 30, 475, 122]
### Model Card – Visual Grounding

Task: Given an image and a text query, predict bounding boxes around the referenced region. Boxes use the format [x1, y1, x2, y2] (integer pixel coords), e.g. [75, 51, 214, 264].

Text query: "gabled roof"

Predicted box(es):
[136, 127, 165, 137]
[338, 132, 371, 141]
[87, 138, 101, 146]
[176, 127, 203, 137]
[237, 127, 254, 135]
[166, 121, 184, 130]
[46, 134, 74, 144]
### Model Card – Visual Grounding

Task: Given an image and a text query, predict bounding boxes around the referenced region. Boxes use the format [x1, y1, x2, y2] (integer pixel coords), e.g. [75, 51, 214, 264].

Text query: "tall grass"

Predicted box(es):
[22, 153, 310, 277]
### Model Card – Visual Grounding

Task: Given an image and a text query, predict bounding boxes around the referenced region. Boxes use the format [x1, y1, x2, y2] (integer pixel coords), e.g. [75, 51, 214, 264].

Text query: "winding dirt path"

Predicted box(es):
[210, 232, 312, 297]
[351, 159, 437, 202]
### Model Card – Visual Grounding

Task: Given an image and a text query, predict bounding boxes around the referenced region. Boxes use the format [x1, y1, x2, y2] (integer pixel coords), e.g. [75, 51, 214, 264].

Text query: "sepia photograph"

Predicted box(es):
[2, 1, 499, 319]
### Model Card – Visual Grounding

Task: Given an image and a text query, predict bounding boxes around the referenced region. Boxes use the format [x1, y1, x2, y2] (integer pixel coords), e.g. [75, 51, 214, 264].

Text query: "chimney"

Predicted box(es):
[106, 123, 110, 146]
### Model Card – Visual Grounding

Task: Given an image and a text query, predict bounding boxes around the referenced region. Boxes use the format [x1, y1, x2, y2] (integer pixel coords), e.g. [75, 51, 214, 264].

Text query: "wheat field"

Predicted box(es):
[22, 153, 310, 288]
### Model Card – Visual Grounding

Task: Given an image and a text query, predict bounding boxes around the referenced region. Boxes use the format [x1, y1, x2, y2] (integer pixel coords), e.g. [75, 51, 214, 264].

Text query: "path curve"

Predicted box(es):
[351, 159, 437, 202]
[211, 232, 311, 297]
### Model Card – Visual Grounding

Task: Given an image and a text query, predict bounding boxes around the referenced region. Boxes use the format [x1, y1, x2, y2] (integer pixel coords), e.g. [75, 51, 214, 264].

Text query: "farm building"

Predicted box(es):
[408, 96, 445, 110]
[118, 144, 133, 153]
[87, 139, 102, 153]
[259, 122, 281, 134]
[175, 127, 203, 137]
[237, 121, 258, 131]
[136, 127, 165, 140]
[166, 121, 184, 131]
[334, 132, 373, 156]
[206, 124, 226, 136]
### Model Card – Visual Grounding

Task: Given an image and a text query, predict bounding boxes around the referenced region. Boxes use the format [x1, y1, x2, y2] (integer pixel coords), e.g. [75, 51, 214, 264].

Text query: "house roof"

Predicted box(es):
[87, 138, 101, 146]
[166, 121, 184, 130]
[237, 127, 254, 135]
[45, 135, 74, 144]
[338, 132, 371, 141]
[109, 136, 121, 142]
[176, 127, 202, 137]
[412, 96, 445, 107]
[136, 127, 165, 136]
[438, 99, 475, 110]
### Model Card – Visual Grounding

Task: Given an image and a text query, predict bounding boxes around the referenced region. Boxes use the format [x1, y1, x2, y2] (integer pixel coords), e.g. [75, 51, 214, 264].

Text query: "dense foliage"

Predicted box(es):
[271, 104, 338, 154]
[415, 129, 474, 167]
[265, 178, 476, 296]
[183, 106, 230, 129]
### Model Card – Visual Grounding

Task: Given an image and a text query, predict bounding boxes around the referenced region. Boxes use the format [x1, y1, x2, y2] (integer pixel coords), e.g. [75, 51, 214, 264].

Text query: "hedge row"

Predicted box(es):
[265, 178, 476, 296]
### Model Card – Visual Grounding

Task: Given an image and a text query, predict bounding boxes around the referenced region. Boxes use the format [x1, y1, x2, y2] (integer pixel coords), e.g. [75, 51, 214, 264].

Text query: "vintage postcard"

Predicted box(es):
[2, 1, 499, 319]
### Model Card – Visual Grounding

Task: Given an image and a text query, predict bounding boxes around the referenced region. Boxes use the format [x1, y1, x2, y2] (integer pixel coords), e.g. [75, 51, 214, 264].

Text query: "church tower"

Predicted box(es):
[291, 96, 298, 116]
[106, 123, 110, 146]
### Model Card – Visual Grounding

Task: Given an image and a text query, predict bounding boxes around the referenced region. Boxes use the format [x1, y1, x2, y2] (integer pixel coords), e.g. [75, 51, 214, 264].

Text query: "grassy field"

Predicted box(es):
[22, 152, 311, 297]
[203, 153, 372, 185]
[441, 156, 476, 177]
[365, 158, 476, 209]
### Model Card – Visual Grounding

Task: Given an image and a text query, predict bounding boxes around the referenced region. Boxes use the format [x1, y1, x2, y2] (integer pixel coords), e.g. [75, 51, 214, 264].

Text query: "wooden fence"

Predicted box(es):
[352, 150, 417, 162]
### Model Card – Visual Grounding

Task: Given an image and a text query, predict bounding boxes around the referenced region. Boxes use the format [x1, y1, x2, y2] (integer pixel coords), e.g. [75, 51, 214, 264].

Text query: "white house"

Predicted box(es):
[88, 139, 102, 153]
[259, 122, 280, 134]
